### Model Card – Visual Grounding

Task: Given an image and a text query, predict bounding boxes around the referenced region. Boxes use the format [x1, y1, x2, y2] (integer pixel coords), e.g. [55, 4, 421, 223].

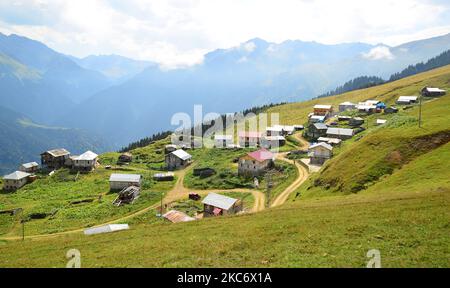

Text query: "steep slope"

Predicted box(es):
[0, 106, 110, 175]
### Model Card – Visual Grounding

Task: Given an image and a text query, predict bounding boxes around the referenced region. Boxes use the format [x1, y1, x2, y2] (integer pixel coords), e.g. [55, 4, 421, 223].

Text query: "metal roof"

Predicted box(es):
[398, 96, 418, 101]
[202, 193, 239, 210]
[163, 210, 196, 223]
[21, 162, 39, 169]
[109, 174, 142, 183]
[73, 151, 98, 161]
[314, 104, 332, 109]
[424, 87, 445, 93]
[84, 224, 129, 235]
[4, 171, 31, 180]
[42, 148, 70, 157]
[171, 149, 192, 161]
[327, 128, 354, 136]
[313, 123, 328, 130]
[309, 142, 333, 151]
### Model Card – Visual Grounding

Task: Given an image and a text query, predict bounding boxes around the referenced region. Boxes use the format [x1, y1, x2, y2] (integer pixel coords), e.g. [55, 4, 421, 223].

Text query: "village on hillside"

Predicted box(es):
[0, 86, 446, 237]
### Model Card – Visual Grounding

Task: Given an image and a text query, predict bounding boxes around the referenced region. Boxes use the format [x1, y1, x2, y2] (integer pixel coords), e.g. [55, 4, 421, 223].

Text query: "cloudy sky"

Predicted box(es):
[1, 0, 450, 68]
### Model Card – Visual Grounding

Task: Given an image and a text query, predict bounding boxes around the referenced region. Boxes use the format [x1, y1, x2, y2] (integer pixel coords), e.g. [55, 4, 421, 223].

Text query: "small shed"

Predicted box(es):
[313, 104, 333, 116]
[266, 126, 283, 136]
[293, 125, 304, 131]
[309, 115, 326, 123]
[308, 142, 333, 165]
[20, 162, 39, 173]
[193, 168, 216, 178]
[166, 149, 192, 170]
[109, 173, 142, 191]
[421, 87, 446, 97]
[261, 136, 286, 149]
[384, 107, 398, 114]
[2, 171, 31, 191]
[202, 193, 242, 217]
[326, 128, 354, 140]
[70, 151, 98, 172]
[165, 144, 178, 154]
[113, 186, 140, 206]
[153, 172, 175, 181]
[349, 117, 365, 127]
[376, 119, 387, 125]
[317, 137, 342, 146]
[338, 116, 352, 122]
[307, 123, 328, 139]
[163, 210, 196, 223]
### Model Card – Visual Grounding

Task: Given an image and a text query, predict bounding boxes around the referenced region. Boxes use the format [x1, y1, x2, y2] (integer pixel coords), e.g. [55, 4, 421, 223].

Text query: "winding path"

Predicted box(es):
[1, 135, 309, 241]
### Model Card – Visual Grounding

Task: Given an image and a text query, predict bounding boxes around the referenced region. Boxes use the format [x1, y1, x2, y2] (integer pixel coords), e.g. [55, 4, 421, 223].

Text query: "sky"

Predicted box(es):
[1, 0, 450, 68]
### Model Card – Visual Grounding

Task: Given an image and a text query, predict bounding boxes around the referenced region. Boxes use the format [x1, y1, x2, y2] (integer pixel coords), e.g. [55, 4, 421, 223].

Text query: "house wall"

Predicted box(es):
[339, 105, 356, 112]
[238, 159, 272, 177]
[20, 166, 38, 173]
[165, 154, 189, 170]
[3, 178, 28, 191]
[73, 159, 98, 171]
[314, 108, 332, 116]
[327, 133, 353, 140]
[41, 154, 69, 169]
[110, 180, 141, 191]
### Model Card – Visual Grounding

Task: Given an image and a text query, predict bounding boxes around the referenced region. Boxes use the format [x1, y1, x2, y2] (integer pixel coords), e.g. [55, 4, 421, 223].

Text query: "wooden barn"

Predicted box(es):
[202, 193, 242, 217]
[326, 128, 354, 140]
[421, 87, 446, 97]
[307, 123, 328, 139]
[19, 162, 39, 173]
[118, 152, 133, 163]
[40, 148, 70, 170]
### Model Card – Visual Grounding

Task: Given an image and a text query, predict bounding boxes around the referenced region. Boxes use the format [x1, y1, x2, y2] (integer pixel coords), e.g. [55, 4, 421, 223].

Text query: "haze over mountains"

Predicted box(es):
[1, 31, 450, 169]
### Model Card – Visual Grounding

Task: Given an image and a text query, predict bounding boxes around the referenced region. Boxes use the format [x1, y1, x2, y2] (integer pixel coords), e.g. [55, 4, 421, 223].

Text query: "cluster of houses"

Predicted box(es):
[2, 148, 99, 191]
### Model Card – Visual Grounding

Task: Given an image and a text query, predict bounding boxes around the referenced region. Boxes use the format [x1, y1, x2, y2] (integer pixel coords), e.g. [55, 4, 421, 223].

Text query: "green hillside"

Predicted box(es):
[0, 66, 449, 267]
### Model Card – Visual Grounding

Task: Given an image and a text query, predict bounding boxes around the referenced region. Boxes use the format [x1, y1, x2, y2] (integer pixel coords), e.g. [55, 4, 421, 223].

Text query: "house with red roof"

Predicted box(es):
[238, 148, 275, 177]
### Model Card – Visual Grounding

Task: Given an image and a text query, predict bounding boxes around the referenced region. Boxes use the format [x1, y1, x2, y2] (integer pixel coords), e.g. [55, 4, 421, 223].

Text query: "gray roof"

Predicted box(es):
[327, 128, 354, 136]
[202, 193, 239, 210]
[42, 148, 70, 157]
[171, 149, 192, 161]
[21, 162, 39, 169]
[4, 171, 31, 180]
[109, 173, 142, 183]
[314, 123, 328, 130]
[309, 142, 333, 151]
[73, 151, 98, 161]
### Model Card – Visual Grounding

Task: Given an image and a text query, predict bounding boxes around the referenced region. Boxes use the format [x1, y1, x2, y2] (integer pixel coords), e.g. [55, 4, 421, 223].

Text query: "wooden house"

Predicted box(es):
[261, 136, 286, 149]
[202, 193, 242, 217]
[165, 149, 192, 170]
[19, 162, 39, 173]
[326, 128, 354, 140]
[308, 142, 333, 165]
[3, 171, 31, 191]
[307, 123, 328, 139]
[109, 173, 142, 191]
[238, 148, 274, 177]
[153, 172, 175, 181]
[421, 87, 446, 97]
[40, 148, 70, 170]
[313, 104, 333, 116]
[349, 117, 364, 127]
[70, 151, 98, 172]
[238, 131, 263, 147]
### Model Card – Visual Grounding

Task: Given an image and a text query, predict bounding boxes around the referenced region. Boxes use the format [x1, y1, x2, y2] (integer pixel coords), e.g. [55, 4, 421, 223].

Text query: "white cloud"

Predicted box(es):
[362, 46, 395, 60]
[0, 0, 449, 67]
[242, 41, 256, 53]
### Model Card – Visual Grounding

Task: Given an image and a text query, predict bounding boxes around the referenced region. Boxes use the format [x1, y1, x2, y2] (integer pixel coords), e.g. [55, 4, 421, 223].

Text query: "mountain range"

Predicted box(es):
[1, 31, 450, 160]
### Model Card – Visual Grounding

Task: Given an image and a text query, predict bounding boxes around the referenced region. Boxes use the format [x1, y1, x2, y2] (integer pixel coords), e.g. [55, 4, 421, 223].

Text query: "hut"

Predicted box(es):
[19, 162, 39, 173]
[109, 174, 142, 191]
[163, 210, 196, 223]
[166, 149, 192, 170]
[313, 104, 333, 116]
[118, 152, 133, 163]
[261, 136, 286, 149]
[293, 125, 304, 131]
[113, 186, 140, 206]
[40, 148, 70, 170]
[308, 143, 333, 165]
[238, 148, 274, 177]
[153, 172, 175, 181]
[349, 117, 365, 127]
[384, 107, 399, 114]
[3, 171, 31, 191]
[421, 87, 446, 97]
[193, 168, 216, 178]
[326, 128, 354, 140]
[266, 126, 283, 136]
[317, 137, 342, 146]
[165, 144, 178, 154]
[202, 193, 242, 217]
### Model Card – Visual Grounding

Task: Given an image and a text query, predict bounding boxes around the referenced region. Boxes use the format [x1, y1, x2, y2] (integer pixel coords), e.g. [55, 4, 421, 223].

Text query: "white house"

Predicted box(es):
[214, 135, 234, 148]
[109, 174, 142, 191]
[3, 171, 31, 191]
[71, 151, 98, 171]
[308, 142, 333, 165]
[339, 102, 357, 112]
[397, 96, 418, 105]
[238, 148, 275, 177]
